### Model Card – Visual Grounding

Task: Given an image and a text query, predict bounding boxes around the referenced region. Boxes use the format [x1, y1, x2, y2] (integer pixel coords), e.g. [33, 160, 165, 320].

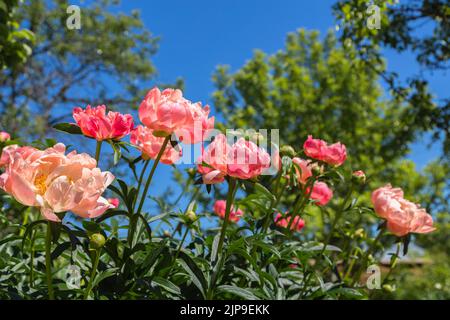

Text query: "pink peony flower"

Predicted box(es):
[303, 135, 327, 160]
[292, 157, 312, 184]
[108, 198, 120, 208]
[227, 138, 271, 180]
[323, 142, 347, 166]
[303, 135, 347, 166]
[274, 213, 305, 232]
[371, 184, 435, 237]
[197, 134, 230, 184]
[0, 143, 115, 222]
[176, 101, 215, 144]
[73, 105, 134, 141]
[308, 181, 333, 206]
[0, 131, 10, 142]
[213, 200, 243, 223]
[130, 125, 182, 165]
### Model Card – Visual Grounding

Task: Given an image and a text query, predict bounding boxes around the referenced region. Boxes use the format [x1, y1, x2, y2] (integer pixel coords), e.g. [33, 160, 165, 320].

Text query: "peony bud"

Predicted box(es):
[185, 210, 197, 222]
[352, 170, 366, 184]
[89, 233, 106, 250]
[382, 284, 396, 292]
[0, 131, 10, 142]
[280, 145, 296, 158]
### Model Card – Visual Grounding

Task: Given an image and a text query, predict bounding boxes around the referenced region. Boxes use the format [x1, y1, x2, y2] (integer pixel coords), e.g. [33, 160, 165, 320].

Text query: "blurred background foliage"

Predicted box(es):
[0, 0, 449, 299]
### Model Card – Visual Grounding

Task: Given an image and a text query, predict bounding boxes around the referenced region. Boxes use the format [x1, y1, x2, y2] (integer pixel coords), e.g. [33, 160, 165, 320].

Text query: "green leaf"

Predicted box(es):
[218, 285, 260, 300]
[53, 123, 82, 135]
[210, 233, 221, 263]
[178, 252, 207, 297]
[152, 276, 181, 295]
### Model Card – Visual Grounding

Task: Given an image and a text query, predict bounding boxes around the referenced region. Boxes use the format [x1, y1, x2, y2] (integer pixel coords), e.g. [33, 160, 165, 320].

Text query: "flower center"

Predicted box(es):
[34, 173, 48, 195]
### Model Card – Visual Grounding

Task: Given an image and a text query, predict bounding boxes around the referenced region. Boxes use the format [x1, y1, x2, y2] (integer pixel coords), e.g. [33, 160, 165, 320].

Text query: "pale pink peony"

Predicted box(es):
[371, 184, 435, 236]
[303, 135, 347, 166]
[0, 131, 10, 142]
[213, 200, 243, 223]
[197, 134, 230, 184]
[274, 213, 305, 232]
[73, 105, 134, 141]
[0, 143, 115, 222]
[130, 125, 181, 165]
[227, 138, 271, 180]
[308, 181, 333, 206]
[292, 157, 313, 184]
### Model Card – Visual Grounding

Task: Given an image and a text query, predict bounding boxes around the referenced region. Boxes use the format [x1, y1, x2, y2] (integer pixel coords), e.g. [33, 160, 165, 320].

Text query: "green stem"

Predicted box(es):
[319, 186, 354, 257]
[84, 250, 101, 300]
[216, 178, 238, 254]
[169, 227, 189, 273]
[95, 140, 102, 164]
[128, 136, 170, 246]
[29, 230, 36, 288]
[45, 222, 55, 300]
[261, 172, 283, 234]
[132, 159, 150, 212]
[19, 208, 30, 236]
[381, 242, 401, 286]
[352, 226, 385, 285]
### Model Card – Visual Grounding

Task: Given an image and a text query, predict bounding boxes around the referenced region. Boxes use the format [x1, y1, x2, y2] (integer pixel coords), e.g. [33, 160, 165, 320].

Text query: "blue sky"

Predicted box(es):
[115, 0, 445, 167]
[72, 0, 447, 213]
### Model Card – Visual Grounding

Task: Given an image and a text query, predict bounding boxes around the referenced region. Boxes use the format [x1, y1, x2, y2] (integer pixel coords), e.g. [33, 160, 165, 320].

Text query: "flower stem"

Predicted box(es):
[45, 222, 55, 300]
[352, 226, 385, 285]
[84, 250, 101, 300]
[261, 172, 283, 234]
[128, 135, 170, 246]
[132, 159, 150, 212]
[319, 186, 353, 257]
[217, 178, 238, 254]
[95, 140, 102, 164]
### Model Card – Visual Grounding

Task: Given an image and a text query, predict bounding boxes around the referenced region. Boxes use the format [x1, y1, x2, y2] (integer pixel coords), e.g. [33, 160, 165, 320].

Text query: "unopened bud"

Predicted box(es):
[382, 284, 396, 292]
[89, 233, 106, 250]
[0, 131, 10, 143]
[186, 210, 197, 222]
[352, 170, 366, 184]
[354, 228, 365, 238]
[280, 145, 296, 158]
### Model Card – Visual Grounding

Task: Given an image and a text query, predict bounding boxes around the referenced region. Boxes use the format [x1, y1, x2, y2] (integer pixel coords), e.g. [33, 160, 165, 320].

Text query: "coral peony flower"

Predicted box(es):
[371, 184, 435, 236]
[274, 213, 305, 232]
[0, 143, 115, 222]
[73, 105, 134, 141]
[0, 131, 10, 142]
[227, 138, 271, 180]
[176, 101, 215, 144]
[197, 134, 230, 184]
[308, 181, 333, 206]
[139, 87, 188, 136]
[292, 157, 312, 184]
[130, 125, 181, 165]
[303, 135, 347, 166]
[213, 200, 243, 223]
